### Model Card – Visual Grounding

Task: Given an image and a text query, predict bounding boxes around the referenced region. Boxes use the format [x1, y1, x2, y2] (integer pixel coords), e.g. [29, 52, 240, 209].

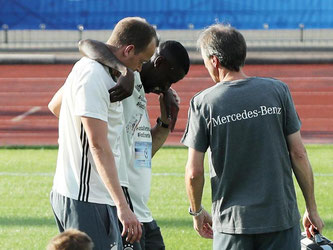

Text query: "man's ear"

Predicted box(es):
[210, 55, 220, 69]
[124, 45, 135, 57]
[153, 55, 165, 68]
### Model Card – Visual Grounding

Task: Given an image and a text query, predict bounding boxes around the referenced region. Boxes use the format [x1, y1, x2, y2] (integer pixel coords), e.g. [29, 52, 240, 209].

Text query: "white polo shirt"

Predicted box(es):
[52, 57, 124, 206]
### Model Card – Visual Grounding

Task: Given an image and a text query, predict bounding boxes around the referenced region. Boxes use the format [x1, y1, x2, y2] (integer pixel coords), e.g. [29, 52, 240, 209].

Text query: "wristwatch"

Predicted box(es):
[188, 205, 204, 216]
[156, 117, 169, 129]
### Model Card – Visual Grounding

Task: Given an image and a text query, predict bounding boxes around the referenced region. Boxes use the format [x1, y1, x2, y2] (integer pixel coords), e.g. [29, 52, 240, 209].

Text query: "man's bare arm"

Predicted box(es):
[185, 147, 213, 239]
[287, 131, 324, 237]
[151, 120, 169, 157]
[151, 88, 179, 156]
[81, 116, 142, 243]
[48, 86, 63, 118]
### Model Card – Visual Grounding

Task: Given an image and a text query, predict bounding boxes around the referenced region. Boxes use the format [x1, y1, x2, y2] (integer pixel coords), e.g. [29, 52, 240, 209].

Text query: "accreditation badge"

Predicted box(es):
[134, 141, 152, 168]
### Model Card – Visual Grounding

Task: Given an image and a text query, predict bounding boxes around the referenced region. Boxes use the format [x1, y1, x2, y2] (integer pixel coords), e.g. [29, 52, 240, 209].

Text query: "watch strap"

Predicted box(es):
[188, 206, 204, 216]
[156, 117, 169, 129]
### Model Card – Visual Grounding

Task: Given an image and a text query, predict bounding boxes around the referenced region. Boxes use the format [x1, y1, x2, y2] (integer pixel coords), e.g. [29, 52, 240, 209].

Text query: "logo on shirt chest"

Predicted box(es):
[135, 84, 143, 92]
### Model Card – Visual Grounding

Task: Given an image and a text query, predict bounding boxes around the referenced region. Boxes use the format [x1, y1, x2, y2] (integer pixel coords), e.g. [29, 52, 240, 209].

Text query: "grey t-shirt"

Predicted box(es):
[182, 77, 301, 234]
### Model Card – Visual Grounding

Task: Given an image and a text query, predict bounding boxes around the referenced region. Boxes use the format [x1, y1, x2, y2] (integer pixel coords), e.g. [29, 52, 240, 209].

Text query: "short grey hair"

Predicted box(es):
[197, 24, 247, 72]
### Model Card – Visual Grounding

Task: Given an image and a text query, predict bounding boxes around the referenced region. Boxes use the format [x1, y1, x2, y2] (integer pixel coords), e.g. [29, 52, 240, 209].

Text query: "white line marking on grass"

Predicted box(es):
[314, 173, 333, 177]
[11, 106, 41, 122]
[0, 172, 53, 176]
[1, 172, 333, 177]
[152, 173, 333, 177]
[1, 172, 186, 177]
[152, 173, 185, 176]
[0, 172, 188, 177]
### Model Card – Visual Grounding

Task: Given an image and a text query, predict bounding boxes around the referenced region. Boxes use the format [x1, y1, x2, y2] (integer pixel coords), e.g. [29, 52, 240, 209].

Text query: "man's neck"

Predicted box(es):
[218, 68, 248, 83]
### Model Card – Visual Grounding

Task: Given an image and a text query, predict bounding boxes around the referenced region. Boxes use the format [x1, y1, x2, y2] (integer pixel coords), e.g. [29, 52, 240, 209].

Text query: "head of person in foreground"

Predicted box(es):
[46, 229, 93, 250]
[198, 24, 247, 83]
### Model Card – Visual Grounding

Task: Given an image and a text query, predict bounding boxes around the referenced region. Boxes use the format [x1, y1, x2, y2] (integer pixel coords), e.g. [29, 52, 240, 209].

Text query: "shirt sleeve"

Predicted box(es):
[181, 97, 209, 152]
[283, 84, 301, 135]
[74, 64, 111, 122]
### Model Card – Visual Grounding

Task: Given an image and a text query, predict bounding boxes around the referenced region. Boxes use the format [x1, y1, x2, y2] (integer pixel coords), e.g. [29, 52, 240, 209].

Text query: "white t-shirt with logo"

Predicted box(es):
[121, 72, 153, 222]
[118, 72, 146, 188]
[52, 57, 124, 206]
[128, 111, 153, 222]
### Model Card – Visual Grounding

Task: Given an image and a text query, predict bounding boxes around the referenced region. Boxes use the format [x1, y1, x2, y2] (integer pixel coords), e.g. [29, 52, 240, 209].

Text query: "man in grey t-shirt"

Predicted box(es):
[182, 24, 324, 250]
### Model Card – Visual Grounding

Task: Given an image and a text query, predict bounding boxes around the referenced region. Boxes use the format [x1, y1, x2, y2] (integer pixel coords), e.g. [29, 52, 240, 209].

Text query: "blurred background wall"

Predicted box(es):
[1, 0, 333, 50]
[1, 0, 333, 30]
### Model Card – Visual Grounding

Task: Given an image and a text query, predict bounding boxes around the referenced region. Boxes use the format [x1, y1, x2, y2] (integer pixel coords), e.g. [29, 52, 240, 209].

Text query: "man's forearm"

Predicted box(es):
[89, 144, 128, 208]
[291, 149, 317, 212]
[287, 131, 318, 212]
[185, 166, 205, 213]
[151, 89, 180, 156]
[185, 149, 206, 213]
[81, 117, 128, 208]
[90, 142, 143, 241]
[151, 123, 170, 157]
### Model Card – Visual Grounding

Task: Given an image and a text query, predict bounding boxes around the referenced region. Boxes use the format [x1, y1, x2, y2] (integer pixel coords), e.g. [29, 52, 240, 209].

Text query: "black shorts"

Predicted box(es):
[140, 220, 165, 250]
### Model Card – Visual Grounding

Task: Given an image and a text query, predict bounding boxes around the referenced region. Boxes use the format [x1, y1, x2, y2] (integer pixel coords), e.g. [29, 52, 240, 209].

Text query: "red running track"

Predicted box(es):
[0, 64, 332, 146]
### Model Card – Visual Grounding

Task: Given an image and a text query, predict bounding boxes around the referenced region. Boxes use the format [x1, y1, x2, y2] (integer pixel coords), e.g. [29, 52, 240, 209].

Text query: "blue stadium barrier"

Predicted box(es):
[0, 0, 333, 30]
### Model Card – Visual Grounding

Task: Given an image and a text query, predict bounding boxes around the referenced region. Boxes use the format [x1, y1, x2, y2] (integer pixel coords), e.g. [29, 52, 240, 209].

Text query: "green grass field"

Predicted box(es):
[0, 145, 332, 250]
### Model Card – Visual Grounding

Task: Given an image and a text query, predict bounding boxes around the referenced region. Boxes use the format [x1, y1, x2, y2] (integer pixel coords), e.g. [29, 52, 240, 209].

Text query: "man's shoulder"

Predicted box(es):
[190, 84, 220, 106]
[193, 84, 216, 99]
[75, 57, 110, 76]
[76, 56, 101, 67]
[75, 57, 116, 87]
[254, 76, 288, 87]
